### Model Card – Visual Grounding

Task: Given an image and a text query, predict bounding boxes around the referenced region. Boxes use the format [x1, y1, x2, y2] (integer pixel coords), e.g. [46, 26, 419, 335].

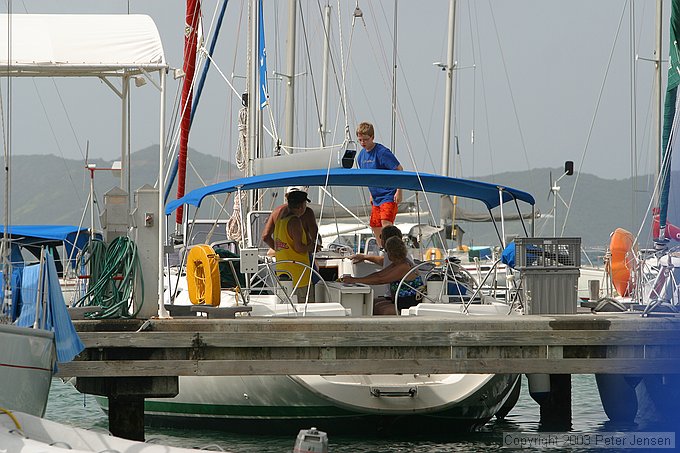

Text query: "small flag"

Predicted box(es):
[258, 0, 269, 109]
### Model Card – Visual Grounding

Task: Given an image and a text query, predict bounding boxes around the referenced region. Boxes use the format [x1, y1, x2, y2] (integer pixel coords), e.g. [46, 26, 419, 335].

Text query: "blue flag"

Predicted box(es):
[258, 0, 268, 109]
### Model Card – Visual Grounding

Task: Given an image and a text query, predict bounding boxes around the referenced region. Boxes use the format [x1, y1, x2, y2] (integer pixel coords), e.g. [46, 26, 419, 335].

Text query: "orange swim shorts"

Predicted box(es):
[370, 201, 398, 227]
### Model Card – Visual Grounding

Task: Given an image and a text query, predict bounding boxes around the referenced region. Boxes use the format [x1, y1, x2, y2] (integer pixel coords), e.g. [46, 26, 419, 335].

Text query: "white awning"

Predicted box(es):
[0, 14, 167, 77]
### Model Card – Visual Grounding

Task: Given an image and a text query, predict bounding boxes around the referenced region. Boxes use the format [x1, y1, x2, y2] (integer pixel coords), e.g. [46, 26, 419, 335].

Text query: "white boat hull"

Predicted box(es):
[97, 372, 518, 433]
[0, 409, 203, 453]
[0, 324, 54, 417]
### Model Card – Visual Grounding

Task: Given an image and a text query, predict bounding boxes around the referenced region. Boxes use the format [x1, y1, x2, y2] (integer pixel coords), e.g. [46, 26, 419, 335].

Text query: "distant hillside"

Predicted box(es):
[0, 147, 655, 250]
[1, 146, 238, 225]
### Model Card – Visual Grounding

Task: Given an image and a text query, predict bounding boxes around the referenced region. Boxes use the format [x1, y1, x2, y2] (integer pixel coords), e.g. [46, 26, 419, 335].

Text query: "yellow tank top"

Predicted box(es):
[273, 215, 311, 287]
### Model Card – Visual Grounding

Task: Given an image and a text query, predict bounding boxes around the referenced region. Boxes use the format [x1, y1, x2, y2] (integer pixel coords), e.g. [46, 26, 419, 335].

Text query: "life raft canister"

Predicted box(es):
[607, 228, 635, 297]
[186, 244, 221, 306]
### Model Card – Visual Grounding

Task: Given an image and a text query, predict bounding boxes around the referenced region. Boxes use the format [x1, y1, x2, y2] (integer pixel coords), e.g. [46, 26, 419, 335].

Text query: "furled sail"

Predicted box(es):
[656, 0, 680, 243]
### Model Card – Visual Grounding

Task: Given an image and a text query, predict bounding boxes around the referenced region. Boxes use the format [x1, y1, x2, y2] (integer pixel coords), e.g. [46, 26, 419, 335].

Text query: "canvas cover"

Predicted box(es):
[0, 14, 166, 76]
[166, 168, 536, 215]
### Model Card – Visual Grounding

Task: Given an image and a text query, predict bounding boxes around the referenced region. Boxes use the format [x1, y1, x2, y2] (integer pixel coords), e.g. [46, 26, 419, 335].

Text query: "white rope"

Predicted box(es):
[235, 105, 248, 171]
[227, 191, 246, 241]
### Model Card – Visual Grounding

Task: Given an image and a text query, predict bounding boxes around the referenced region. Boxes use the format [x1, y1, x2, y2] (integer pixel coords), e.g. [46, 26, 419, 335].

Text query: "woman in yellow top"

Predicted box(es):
[273, 190, 316, 302]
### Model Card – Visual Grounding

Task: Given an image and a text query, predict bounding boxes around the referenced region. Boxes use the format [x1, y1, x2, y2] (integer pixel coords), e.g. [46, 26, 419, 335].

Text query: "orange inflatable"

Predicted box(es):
[607, 228, 635, 297]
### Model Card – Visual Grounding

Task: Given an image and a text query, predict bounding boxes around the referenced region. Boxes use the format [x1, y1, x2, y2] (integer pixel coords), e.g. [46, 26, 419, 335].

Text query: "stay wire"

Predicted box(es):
[562, 1, 628, 236]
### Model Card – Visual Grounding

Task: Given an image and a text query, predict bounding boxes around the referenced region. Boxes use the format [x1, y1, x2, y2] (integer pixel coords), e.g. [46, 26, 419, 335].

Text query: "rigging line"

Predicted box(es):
[561, 1, 628, 236]
[203, 51, 241, 98]
[633, 106, 680, 247]
[330, 12, 356, 145]
[50, 79, 85, 159]
[487, 1, 531, 177]
[629, 0, 637, 231]
[473, 0, 494, 179]
[363, 2, 395, 90]
[30, 79, 84, 205]
[279, 142, 345, 151]
[315, 0, 347, 124]
[336, 0, 351, 133]
[298, 0, 325, 145]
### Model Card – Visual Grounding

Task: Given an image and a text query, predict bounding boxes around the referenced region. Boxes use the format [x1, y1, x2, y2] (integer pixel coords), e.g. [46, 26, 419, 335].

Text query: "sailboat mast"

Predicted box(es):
[247, 0, 259, 177]
[175, 0, 201, 226]
[320, 3, 331, 147]
[440, 0, 457, 227]
[390, 0, 398, 151]
[655, 0, 664, 183]
[284, 0, 297, 152]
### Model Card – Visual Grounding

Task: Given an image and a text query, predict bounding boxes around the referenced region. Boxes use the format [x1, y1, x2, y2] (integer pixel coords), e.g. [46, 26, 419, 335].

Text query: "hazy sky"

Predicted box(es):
[1, 0, 669, 184]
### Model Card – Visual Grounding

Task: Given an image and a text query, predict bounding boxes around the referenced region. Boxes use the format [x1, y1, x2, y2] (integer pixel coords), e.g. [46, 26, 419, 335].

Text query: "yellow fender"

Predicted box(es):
[186, 244, 221, 306]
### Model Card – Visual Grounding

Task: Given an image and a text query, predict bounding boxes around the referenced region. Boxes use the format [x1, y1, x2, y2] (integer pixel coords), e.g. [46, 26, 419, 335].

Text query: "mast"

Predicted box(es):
[247, 0, 259, 177]
[320, 3, 331, 147]
[175, 0, 202, 226]
[655, 0, 664, 183]
[439, 0, 457, 227]
[284, 0, 297, 152]
[390, 0, 398, 151]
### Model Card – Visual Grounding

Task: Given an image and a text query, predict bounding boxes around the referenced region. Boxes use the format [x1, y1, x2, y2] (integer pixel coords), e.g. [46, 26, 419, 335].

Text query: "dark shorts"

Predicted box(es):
[370, 201, 398, 227]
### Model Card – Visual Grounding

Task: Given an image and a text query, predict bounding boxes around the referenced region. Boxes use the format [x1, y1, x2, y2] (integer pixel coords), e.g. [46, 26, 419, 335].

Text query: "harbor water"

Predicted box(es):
[44, 375, 678, 452]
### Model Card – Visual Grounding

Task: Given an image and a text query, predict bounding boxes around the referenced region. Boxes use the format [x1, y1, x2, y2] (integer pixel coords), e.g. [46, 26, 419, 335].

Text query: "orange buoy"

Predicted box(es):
[607, 228, 635, 297]
[186, 244, 221, 306]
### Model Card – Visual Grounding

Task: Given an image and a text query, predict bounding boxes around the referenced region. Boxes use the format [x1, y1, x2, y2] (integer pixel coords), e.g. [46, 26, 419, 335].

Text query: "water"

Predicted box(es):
[44, 376, 676, 452]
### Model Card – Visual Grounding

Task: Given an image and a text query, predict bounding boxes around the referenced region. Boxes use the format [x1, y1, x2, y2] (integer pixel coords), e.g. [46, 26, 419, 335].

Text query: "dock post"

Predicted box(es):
[76, 376, 179, 441]
[108, 396, 145, 441]
[539, 374, 571, 430]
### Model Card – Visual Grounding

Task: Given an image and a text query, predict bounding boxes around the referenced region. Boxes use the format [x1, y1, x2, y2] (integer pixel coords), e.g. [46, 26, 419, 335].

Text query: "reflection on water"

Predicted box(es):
[45, 375, 677, 453]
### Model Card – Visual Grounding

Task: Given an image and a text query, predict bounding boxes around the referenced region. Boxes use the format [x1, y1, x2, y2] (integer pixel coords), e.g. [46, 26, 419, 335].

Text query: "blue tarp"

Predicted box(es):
[16, 253, 84, 364]
[0, 225, 90, 267]
[166, 168, 536, 215]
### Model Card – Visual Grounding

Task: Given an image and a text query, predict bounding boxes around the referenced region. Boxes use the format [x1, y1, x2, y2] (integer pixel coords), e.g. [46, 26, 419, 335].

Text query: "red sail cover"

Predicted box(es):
[176, 0, 201, 224]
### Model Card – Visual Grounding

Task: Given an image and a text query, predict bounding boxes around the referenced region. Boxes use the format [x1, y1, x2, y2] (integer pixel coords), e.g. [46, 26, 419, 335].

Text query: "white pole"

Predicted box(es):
[158, 69, 169, 318]
[390, 0, 398, 151]
[440, 0, 456, 228]
[121, 76, 129, 194]
[320, 3, 331, 147]
[284, 0, 297, 151]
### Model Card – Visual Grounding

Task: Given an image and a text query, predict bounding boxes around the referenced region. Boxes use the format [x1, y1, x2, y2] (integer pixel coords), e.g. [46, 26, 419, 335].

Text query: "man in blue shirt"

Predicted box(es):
[355, 122, 403, 247]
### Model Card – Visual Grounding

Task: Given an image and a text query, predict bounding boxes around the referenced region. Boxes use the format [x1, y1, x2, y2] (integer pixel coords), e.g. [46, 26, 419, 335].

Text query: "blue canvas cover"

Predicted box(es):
[16, 253, 84, 364]
[166, 168, 535, 215]
[0, 225, 90, 267]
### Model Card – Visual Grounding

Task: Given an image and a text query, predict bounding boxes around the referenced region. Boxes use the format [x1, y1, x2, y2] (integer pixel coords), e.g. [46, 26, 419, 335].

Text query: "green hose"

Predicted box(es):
[74, 236, 144, 319]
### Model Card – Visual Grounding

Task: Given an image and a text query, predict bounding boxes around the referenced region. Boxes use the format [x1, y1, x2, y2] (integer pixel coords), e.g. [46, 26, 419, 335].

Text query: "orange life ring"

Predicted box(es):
[607, 228, 635, 297]
[186, 244, 221, 306]
[425, 247, 443, 261]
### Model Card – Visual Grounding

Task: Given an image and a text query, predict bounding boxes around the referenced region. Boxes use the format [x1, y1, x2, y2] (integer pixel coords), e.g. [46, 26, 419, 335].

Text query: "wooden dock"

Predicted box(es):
[58, 313, 680, 377]
[57, 312, 680, 441]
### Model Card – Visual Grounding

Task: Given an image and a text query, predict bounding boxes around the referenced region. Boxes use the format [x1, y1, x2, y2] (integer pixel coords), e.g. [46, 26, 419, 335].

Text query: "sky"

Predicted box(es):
[0, 0, 670, 186]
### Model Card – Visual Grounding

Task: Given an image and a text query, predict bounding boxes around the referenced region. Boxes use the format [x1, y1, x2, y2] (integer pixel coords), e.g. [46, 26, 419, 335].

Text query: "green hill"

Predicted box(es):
[0, 147, 655, 250]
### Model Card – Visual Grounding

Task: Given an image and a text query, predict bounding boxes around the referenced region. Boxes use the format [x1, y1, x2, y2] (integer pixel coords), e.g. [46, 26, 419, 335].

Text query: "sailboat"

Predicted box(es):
[0, 14, 94, 416]
[593, 0, 680, 425]
[134, 0, 541, 434]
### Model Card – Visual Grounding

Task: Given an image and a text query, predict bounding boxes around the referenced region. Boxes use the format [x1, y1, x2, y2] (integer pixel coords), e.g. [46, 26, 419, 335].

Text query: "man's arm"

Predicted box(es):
[394, 164, 404, 203]
[350, 253, 385, 265]
[262, 206, 284, 249]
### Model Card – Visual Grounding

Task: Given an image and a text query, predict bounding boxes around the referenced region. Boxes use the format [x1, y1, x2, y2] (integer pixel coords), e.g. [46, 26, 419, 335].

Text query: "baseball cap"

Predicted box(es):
[285, 186, 311, 202]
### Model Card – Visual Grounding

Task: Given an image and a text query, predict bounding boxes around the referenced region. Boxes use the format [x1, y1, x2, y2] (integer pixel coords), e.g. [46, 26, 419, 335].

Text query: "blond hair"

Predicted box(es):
[356, 122, 374, 138]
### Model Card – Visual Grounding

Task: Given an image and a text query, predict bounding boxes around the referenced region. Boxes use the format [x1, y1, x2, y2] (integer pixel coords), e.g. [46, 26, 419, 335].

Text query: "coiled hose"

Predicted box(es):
[74, 236, 144, 319]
